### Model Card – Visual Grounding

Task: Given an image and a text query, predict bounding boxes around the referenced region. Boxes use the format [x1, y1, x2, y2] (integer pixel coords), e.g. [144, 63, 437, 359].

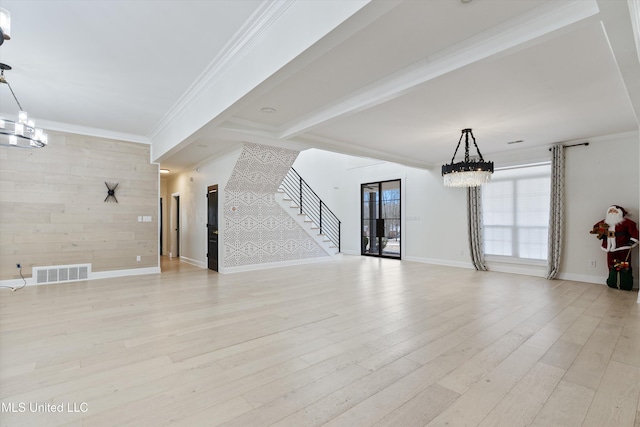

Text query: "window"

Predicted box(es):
[482, 163, 550, 261]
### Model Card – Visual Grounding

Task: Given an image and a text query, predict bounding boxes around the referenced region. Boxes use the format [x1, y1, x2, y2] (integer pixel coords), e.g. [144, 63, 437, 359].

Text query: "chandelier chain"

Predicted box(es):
[450, 132, 465, 164]
[464, 131, 470, 161]
[441, 128, 493, 187]
[4, 78, 24, 111]
[468, 130, 485, 161]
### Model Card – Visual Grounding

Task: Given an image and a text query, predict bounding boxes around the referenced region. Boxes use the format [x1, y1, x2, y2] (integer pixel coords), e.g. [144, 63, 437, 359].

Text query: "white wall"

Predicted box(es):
[160, 177, 169, 256]
[162, 130, 638, 286]
[290, 149, 350, 221]
[294, 150, 471, 266]
[560, 131, 639, 285]
[294, 131, 640, 286]
[165, 148, 242, 268]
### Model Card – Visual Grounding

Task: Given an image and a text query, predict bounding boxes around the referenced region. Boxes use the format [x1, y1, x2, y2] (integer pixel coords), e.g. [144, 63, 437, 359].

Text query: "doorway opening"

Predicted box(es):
[361, 179, 401, 259]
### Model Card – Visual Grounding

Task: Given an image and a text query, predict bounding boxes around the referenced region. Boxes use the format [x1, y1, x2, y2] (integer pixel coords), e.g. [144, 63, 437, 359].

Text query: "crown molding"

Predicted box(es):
[38, 119, 151, 144]
[147, 0, 295, 142]
[296, 132, 432, 170]
[212, 117, 430, 168]
[212, 121, 314, 153]
[629, 0, 640, 61]
[278, 0, 600, 139]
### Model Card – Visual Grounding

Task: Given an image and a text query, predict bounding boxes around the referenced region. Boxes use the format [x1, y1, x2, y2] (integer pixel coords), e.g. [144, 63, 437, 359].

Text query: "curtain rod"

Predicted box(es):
[549, 142, 589, 151]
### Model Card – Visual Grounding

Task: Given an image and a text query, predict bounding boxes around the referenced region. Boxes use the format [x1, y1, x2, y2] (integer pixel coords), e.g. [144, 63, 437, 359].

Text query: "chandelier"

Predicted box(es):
[0, 63, 48, 148]
[442, 128, 493, 187]
[0, 8, 9, 45]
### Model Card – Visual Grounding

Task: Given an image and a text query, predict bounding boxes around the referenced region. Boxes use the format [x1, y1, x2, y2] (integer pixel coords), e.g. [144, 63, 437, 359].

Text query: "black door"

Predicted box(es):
[207, 185, 218, 271]
[361, 179, 401, 259]
[174, 195, 180, 257]
[160, 198, 163, 255]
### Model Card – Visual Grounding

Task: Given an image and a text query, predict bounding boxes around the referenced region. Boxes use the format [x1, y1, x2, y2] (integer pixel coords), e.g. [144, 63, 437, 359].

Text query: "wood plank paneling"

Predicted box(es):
[0, 132, 158, 280]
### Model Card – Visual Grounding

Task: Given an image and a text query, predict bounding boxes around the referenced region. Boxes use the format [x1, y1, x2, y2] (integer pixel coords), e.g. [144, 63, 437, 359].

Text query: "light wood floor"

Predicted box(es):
[1, 256, 639, 427]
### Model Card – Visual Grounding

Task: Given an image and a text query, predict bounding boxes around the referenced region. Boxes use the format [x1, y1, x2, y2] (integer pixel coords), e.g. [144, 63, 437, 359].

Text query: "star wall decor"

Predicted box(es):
[104, 182, 119, 203]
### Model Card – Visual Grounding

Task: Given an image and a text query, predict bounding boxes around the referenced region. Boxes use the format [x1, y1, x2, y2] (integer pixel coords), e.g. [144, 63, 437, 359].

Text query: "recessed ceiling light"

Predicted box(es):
[260, 107, 276, 114]
[197, 144, 207, 148]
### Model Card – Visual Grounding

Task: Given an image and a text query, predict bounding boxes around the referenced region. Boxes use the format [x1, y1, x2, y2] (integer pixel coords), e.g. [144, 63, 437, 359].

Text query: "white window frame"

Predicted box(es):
[483, 162, 551, 266]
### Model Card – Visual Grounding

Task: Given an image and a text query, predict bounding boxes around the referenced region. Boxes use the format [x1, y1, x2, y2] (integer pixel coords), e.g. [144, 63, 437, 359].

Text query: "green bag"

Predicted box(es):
[606, 265, 633, 291]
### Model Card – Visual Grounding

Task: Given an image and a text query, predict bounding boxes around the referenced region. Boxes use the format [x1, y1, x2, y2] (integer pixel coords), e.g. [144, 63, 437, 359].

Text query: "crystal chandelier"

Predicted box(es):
[442, 128, 493, 187]
[0, 63, 48, 148]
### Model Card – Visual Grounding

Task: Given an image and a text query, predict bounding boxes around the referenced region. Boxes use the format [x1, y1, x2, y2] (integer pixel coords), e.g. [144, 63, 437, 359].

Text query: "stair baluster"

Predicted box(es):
[280, 167, 341, 252]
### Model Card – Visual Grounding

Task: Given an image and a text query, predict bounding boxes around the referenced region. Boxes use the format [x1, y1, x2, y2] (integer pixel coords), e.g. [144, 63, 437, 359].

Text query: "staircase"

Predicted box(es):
[277, 167, 341, 255]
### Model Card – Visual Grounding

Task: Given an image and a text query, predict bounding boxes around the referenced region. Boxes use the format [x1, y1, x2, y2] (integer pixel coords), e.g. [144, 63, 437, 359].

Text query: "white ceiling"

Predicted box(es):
[1, 0, 639, 174]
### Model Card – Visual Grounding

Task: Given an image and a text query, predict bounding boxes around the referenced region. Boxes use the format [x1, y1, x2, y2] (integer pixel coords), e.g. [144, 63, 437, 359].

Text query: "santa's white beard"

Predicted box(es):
[606, 211, 623, 227]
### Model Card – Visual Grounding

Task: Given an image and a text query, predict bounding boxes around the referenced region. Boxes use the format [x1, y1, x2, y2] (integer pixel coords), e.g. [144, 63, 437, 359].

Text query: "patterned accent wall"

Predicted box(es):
[224, 142, 328, 268]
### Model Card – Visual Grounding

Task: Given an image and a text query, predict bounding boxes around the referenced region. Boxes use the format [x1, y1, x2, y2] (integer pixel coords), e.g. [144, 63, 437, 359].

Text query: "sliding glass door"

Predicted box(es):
[361, 179, 401, 259]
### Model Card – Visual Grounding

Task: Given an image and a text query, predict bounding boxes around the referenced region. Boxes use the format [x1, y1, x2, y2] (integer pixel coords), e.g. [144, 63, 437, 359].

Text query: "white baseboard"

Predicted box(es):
[341, 249, 359, 256]
[555, 272, 638, 291]
[179, 256, 206, 269]
[485, 263, 546, 278]
[221, 255, 339, 274]
[91, 267, 161, 280]
[403, 257, 640, 293]
[554, 272, 607, 285]
[0, 266, 160, 290]
[339, 254, 475, 269]
[0, 277, 35, 288]
[403, 256, 475, 270]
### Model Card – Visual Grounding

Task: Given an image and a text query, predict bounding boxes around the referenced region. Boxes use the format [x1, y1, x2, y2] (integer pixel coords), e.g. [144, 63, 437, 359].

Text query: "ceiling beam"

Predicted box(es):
[596, 0, 640, 125]
[277, 0, 600, 140]
[149, 0, 370, 163]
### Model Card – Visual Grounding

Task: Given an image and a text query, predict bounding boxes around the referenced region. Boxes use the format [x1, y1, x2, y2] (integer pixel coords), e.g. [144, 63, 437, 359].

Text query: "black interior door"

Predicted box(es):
[160, 198, 163, 256]
[207, 185, 218, 271]
[174, 195, 180, 257]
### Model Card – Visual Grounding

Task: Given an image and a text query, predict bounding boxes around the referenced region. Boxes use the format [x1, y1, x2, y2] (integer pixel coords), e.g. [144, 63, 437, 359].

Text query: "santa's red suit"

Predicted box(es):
[593, 207, 639, 268]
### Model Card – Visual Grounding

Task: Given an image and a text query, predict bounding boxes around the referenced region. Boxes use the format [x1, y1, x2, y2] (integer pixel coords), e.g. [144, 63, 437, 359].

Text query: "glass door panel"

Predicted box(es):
[361, 183, 379, 255]
[361, 179, 401, 259]
[381, 180, 400, 257]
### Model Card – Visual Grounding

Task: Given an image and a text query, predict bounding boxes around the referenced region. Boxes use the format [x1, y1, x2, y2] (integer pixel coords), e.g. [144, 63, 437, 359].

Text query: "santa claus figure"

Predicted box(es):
[591, 205, 639, 268]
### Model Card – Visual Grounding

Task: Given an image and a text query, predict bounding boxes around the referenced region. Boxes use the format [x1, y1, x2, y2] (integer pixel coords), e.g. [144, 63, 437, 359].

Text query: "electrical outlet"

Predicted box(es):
[16, 263, 21, 269]
[589, 260, 596, 268]
[136, 255, 141, 262]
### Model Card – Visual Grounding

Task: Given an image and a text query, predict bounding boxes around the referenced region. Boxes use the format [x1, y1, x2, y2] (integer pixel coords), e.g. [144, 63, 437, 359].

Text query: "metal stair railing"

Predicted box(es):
[279, 167, 341, 252]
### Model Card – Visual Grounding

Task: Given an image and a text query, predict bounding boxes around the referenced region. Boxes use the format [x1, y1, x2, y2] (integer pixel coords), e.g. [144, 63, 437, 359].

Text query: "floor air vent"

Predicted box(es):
[33, 264, 91, 285]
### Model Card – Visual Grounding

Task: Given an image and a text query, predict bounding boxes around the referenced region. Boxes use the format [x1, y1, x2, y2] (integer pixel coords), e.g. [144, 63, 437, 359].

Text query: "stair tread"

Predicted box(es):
[276, 176, 339, 257]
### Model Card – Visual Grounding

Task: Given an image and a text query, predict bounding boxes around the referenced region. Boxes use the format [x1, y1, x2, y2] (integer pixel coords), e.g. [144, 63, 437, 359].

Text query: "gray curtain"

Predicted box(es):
[546, 145, 565, 279]
[467, 186, 488, 271]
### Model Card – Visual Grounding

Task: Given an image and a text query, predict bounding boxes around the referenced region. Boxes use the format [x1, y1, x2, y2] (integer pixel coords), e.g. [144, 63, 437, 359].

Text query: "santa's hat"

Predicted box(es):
[609, 205, 628, 216]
